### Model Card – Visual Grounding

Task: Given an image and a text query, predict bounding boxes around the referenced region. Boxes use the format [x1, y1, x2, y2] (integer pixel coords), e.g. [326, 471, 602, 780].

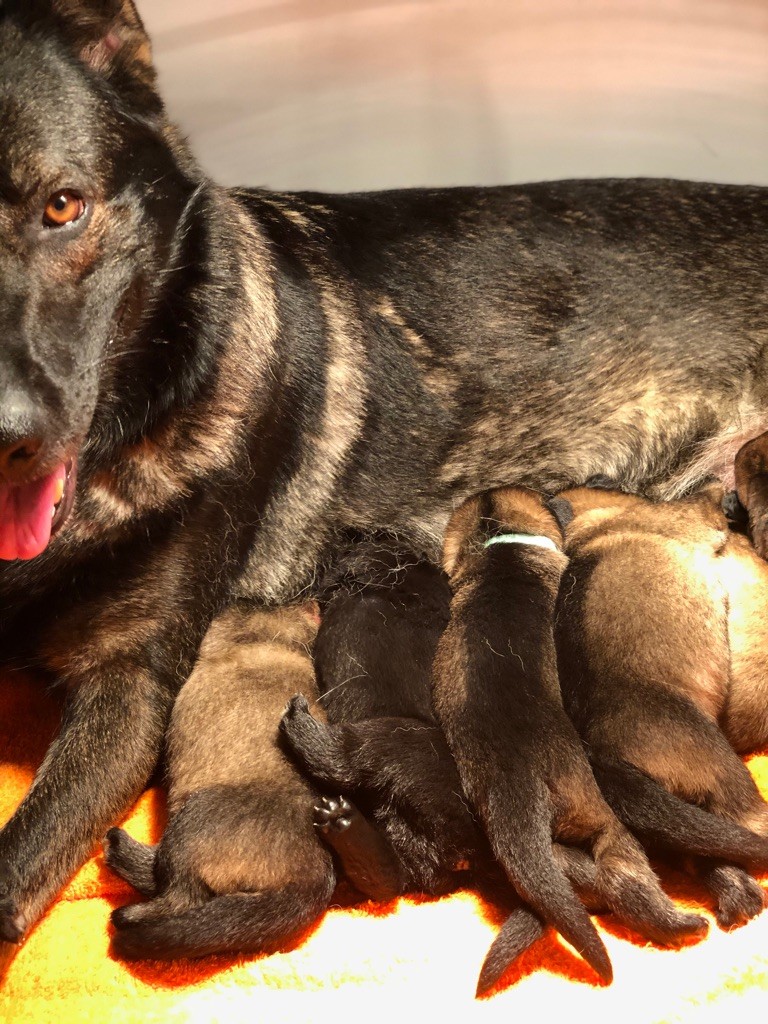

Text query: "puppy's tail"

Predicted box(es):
[111, 877, 335, 961]
[486, 787, 612, 985]
[476, 908, 546, 997]
[593, 758, 768, 867]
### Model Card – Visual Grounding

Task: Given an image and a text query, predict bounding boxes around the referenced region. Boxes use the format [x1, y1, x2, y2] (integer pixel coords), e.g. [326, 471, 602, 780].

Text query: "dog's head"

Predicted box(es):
[0, 1, 199, 560]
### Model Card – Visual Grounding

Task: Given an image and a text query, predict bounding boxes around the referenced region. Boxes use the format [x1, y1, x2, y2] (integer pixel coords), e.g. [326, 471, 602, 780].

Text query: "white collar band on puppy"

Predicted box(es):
[483, 533, 559, 552]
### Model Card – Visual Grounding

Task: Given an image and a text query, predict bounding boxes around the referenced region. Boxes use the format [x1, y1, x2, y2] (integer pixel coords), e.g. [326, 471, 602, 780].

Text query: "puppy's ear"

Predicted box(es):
[442, 495, 482, 577]
[28, 1, 160, 110]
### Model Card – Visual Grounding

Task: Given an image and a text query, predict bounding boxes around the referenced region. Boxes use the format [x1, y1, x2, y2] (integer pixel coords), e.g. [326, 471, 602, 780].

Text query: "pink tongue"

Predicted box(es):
[0, 464, 67, 561]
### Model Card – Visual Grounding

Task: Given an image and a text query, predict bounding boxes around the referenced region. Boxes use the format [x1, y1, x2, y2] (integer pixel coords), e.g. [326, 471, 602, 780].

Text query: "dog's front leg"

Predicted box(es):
[0, 656, 179, 955]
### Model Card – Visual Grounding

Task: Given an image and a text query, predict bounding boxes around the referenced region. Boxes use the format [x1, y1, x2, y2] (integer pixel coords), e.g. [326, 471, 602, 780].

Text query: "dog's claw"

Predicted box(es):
[314, 795, 354, 833]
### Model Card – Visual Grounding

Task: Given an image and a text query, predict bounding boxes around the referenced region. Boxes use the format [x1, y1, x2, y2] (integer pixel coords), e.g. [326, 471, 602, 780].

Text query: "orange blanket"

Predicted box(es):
[1, 671, 767, 1024]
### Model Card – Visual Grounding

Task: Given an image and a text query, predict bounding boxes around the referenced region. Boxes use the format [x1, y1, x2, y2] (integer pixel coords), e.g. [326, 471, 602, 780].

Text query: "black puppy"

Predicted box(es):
[282, 539, 491, 898]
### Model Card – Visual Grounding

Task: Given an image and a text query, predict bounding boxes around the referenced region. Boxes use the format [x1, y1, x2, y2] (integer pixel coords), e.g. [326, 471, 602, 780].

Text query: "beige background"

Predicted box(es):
[143, 0, 768, 191]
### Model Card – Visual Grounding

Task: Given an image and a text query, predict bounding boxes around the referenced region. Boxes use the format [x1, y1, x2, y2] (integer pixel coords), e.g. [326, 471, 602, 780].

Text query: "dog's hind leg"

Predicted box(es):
[111, 878, 335, 960]
[314, 795, 406, 901]
[700, 862, 767, 929]
[588, 690, 768, 927]
[280, 695, 355, 789]
[104, 828, 159, 897]
[591, 757, 768, 868]
[551, 767, 709, 947]
[561, 827, 708, 945]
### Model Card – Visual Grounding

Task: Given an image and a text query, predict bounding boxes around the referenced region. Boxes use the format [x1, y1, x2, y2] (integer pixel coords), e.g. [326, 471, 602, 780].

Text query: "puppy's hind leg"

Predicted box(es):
[104, 828, 159, 898]
[314, 796, 406, 902]
[570, 824, 709, 945]
[699, 863, 767, 930]
[279, 695, 355, 788]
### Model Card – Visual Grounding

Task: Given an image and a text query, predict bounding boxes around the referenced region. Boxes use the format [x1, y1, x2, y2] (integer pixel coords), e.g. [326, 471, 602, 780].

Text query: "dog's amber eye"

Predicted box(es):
[43, 191, 86, 228]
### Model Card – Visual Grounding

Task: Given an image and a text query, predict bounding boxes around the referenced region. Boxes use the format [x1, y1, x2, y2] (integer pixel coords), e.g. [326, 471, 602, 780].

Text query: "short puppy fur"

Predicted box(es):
[556, 470, 768, 928]
[432, 487, 708, 989]
[104, 603, 334, 960]
[280, 538, 488, 898]
[281, 537, 554, 993]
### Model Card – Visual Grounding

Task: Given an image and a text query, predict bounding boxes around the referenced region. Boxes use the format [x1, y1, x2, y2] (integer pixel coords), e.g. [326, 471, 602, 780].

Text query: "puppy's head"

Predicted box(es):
[442, 486, 563, 577]
[0, 2, 199, 560]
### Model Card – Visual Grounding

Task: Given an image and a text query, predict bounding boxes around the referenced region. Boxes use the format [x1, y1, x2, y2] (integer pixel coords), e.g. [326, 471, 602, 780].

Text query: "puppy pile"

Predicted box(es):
[106, 431, 768, 995]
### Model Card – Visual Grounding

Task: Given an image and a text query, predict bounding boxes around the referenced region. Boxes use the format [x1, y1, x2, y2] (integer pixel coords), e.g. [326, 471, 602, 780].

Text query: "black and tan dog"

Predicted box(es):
[103, 603, 335, 959]
[432, 488, 711, 987]
[3, 0, 768, 959]
[555, 464, 768, 928]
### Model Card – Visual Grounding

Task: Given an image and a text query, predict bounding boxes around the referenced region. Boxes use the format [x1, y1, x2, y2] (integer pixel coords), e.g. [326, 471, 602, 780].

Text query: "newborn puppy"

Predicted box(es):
[104, 603, 335, 960]
[432, 488, 707, 986]
[555, 478, 768, 928]
[280, 539, 494, 898]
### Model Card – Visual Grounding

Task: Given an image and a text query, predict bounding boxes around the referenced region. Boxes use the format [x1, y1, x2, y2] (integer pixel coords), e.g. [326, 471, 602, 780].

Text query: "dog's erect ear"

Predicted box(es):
[55, 1, 152, 74]
[18, 1, 160, 110]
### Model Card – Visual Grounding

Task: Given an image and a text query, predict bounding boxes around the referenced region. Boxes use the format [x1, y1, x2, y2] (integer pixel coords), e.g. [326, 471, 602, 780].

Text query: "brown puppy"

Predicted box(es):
[104, 603, 335, 959]
[432, 487, 707, 988]
[555, 479, 768, 928]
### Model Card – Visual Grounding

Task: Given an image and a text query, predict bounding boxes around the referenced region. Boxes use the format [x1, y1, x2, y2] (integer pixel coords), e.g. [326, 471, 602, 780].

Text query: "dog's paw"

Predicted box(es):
[713, 867, 766, 930]
[111, 902, 151, 931]
[0, 897, 27, 945]
[722, 490, 748, 528]
[103, 826, 130, 866]
[750, 513, 768, 561]
[280, 693, 323, 752]
[314, 795, 356, 834]
[282, 693, 310, 720]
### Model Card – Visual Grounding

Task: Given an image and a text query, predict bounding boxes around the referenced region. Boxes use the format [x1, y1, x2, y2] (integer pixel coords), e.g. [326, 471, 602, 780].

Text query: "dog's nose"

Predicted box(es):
[0, 400, 46, 483]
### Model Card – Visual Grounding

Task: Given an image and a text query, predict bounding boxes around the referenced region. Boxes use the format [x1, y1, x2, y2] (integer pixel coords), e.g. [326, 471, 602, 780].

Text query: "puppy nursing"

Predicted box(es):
[433, 488, 707, 989]
[280, 538, 487, 901]
[556, 459, 768, 926]
[103, 442, 768, 989]
[105, 603, 334, 960]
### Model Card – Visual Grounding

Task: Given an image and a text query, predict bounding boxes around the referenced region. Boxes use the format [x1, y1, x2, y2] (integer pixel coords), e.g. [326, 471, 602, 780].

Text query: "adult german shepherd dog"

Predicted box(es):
[1, 0, 768, 961]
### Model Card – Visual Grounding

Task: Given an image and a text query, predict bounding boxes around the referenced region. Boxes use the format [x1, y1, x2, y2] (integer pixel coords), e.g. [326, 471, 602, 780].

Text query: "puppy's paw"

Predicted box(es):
[314, 795, 356, 834]
[711, 866, 766, 930]
[750, 514, 768, 561]
[0, 897, 27, 945]
[103, 827, 132, 869]
[722, 490, 748, 528]
[111, 902, 152, 931]
[282, 693, 310, 721]
[279, 694, 324, 753]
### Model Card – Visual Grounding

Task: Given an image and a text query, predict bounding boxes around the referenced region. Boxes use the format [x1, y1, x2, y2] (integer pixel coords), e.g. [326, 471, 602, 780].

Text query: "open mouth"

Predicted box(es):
[0, 459, 78, 562]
